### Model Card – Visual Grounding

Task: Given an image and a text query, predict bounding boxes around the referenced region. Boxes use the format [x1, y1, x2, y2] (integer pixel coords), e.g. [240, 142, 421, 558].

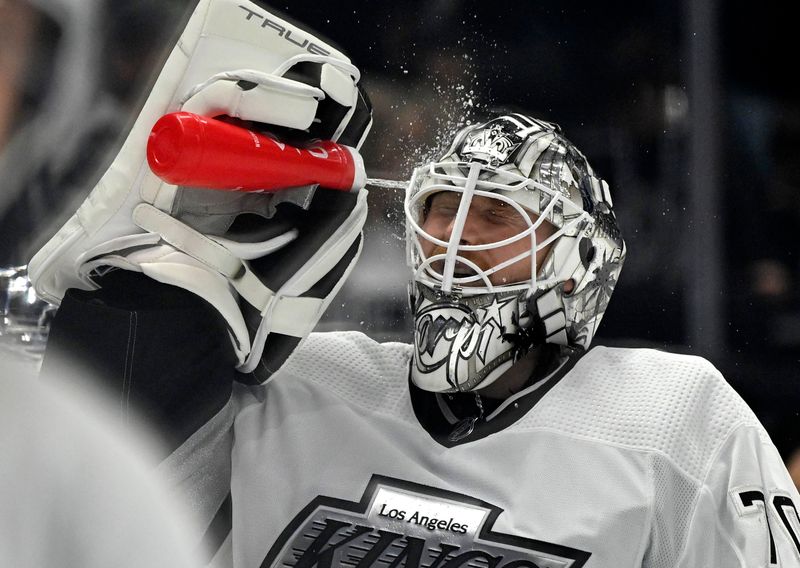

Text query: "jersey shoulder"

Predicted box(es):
[277, 331, 414, 414]
[522, 346, 764, 479]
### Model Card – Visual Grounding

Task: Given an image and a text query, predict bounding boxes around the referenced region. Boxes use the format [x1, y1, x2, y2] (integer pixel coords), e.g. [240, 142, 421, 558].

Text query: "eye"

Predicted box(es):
[489, 203, 508, 215]
[427, 193, 461, 217]
[429, 204, 458, 218]
[485, 202, 523, 225]
[484, 209, 506, 224]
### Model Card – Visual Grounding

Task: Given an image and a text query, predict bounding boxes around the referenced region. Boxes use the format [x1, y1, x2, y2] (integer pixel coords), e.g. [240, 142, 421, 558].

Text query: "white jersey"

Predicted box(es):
[168, 331, 800, 568]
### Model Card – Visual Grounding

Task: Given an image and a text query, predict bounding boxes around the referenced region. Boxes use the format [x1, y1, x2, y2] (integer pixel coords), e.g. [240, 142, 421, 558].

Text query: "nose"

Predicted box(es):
[443, 209, 479, 246]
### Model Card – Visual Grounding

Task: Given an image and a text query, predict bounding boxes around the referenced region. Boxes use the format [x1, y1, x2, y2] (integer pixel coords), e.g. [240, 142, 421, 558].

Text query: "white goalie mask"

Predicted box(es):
[404, 114, 626, 393]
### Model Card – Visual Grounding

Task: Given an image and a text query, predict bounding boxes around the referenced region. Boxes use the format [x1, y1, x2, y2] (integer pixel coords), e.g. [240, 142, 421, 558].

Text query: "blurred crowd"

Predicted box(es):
[0, 0, 796, 482]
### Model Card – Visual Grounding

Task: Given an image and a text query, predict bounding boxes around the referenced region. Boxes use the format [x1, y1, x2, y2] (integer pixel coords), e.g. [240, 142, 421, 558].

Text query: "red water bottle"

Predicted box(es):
[146, 111, 366, 192]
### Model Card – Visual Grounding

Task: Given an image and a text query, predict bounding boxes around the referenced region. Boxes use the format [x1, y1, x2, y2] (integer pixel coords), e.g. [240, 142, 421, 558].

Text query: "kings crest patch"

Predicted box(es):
[461, 124, 522, 166]
[261, 475, 590, 568]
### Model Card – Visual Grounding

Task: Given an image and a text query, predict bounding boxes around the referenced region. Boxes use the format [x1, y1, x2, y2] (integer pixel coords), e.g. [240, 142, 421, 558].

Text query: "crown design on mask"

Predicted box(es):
[461, 124, 521, 166]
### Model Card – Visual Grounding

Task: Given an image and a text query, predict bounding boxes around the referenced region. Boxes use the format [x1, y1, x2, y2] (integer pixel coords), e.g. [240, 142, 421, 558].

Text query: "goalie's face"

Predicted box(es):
[406, 186, 564, 393]
[419, 191, 557, 289]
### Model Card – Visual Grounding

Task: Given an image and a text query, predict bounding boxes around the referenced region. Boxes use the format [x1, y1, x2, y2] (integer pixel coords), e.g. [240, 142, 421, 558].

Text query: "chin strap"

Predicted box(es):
[448, 392, 485, 443]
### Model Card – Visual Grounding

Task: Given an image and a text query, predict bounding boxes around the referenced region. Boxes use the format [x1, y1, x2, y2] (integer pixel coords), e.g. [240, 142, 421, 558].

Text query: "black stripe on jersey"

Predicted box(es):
[199, 491, 233, 563]
[409, 349, 584, 447]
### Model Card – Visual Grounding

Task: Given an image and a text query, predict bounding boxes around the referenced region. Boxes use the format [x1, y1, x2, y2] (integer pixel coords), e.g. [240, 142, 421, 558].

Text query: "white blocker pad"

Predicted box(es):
[29, 0, 373, 383]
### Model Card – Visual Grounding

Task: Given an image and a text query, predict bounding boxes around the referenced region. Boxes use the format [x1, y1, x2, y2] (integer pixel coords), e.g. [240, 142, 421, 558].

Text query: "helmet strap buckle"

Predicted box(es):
[448, 392, 485, 442]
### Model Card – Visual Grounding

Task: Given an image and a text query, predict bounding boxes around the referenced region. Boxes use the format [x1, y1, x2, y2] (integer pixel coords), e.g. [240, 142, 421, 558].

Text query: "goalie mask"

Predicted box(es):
[405, 114, 626, 393]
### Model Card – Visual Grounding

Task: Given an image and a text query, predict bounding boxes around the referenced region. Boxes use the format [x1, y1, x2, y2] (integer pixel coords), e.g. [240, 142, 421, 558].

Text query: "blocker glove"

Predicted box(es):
[29, 0, 372, 384]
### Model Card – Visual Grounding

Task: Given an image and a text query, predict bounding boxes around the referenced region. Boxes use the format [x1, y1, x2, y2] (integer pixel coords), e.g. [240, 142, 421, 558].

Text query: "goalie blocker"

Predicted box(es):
[29, 0, 373, 385]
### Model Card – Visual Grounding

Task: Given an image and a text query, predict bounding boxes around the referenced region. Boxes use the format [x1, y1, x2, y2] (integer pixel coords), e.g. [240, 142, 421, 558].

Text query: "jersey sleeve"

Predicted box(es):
[40, 270, 238, 562]
[680, 424, 800, 567]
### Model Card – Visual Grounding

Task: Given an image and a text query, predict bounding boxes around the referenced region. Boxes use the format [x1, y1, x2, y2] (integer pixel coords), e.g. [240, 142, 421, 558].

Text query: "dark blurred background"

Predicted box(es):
[1, 0, 796, 481]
